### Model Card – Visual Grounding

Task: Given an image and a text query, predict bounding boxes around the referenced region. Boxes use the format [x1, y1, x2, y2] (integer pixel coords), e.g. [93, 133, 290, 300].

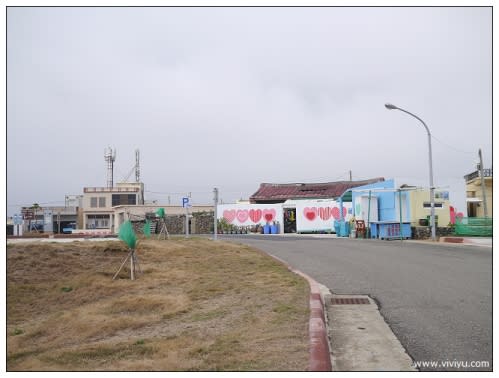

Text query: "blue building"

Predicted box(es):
[339, 179, 412, 239]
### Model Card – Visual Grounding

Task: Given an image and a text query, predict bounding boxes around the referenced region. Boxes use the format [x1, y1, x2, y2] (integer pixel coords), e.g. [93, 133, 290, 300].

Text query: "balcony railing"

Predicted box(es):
[84, 187, 139, 193]
[464, 168, 492, 182]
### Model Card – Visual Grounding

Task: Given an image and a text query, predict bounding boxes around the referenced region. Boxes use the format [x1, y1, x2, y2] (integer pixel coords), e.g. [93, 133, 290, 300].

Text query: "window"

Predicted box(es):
[423, 202, 443, 208]
[86, 214, 110, 229]
[99, 197, 106, 208]
[112, 194, 137, 206]
[90, 197, 98, 208]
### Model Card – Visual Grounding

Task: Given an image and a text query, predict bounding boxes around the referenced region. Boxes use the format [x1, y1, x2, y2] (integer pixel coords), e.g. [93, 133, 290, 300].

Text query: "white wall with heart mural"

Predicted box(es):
[295, 200, 353, 233]
[217, 204, 284, 229]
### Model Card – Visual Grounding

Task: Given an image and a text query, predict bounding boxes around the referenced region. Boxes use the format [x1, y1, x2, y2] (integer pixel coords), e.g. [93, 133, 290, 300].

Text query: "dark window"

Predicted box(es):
[423, 202, 443, 208]
[112, 194, 137, 206]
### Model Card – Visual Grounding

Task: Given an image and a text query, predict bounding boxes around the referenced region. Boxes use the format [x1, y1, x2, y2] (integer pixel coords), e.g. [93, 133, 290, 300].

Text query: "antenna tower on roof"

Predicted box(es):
[104, 147, 116, 188]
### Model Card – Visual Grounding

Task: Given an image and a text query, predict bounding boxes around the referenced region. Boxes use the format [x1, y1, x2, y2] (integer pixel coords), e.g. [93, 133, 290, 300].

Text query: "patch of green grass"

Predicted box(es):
[7, 349, 42, 365]
[12, 328, 24, 336]
[61, 287, 73, 293]
[45, 343, 154, 367]
[190, 309, 227, 322]
[272, 303, 294, 314]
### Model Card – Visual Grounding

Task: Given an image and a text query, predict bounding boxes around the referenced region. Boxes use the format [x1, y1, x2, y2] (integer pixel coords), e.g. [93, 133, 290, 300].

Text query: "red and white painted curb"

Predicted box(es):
[270, 254, 332, 371]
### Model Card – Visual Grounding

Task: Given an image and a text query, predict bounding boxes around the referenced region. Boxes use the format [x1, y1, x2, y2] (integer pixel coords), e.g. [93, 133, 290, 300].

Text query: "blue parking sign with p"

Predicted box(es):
[182, 197, 190, 208]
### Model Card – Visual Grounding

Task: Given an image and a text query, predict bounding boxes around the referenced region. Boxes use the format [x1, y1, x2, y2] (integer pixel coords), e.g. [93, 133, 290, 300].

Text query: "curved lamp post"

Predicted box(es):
[385, 103, 436, 241]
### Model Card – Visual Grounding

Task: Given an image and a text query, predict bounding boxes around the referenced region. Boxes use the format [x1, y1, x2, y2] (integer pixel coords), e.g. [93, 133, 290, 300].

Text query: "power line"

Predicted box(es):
[431, 135, 476, 155]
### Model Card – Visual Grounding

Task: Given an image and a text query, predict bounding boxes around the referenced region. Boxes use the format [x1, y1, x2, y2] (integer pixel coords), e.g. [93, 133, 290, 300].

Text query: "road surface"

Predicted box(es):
[221, 235, 492, 371]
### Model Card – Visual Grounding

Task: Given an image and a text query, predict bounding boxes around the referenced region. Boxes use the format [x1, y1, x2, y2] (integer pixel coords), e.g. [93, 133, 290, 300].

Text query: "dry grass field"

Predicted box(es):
[7, 238, 310, 371]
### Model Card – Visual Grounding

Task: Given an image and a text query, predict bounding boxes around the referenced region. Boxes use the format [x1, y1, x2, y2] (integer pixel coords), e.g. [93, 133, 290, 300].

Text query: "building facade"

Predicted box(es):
[81, 182, 145, 231]
[407, 188, 451, 227]
[464, 168, 493, 218]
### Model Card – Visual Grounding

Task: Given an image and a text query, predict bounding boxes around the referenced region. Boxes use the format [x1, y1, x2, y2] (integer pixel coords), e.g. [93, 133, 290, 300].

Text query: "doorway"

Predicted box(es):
[284, 208, 297, 233]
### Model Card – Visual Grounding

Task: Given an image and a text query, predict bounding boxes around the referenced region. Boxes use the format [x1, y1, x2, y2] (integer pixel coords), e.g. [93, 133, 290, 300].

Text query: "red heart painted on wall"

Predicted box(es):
[262, 209, 276, 222]
[319, 207, 331, 220]
[223, 209, 236, 223]
[236, 209, 249, 223]
[303, 207, 317, 221]
[249, 209, 262, 223]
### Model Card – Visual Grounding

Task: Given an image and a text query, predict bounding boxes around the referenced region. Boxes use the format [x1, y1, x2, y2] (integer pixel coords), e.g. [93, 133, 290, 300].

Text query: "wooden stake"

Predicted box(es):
[113, 250, 133, 280]
[131, 250, 135, 280]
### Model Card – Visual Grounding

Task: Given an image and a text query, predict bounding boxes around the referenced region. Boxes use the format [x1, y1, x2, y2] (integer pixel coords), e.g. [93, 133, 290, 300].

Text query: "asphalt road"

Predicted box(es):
[220, 235, 492, 371]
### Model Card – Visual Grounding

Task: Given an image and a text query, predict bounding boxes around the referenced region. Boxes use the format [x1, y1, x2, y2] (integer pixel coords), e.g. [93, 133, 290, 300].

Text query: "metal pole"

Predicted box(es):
[367, 190, 371, 238]
[385, 104, 436, 241]
[398, 189, 403, 241]
[478, 148, 488, 217]
[185, 206, 189, 238]
[213, 188, 218, 240]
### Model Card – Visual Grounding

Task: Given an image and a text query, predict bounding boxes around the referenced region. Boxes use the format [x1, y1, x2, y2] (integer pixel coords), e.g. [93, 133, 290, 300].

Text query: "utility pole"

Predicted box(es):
[478, 148, 488, 217]
[213, 188, 219, 240]
[349, 170, 352, 181]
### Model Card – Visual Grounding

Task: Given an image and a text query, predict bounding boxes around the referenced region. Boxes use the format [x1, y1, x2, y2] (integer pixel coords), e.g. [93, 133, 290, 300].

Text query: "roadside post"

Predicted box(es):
[182, 197, 191, 238]
[13, 214, 23, 236]
[213, 188, 219, 240]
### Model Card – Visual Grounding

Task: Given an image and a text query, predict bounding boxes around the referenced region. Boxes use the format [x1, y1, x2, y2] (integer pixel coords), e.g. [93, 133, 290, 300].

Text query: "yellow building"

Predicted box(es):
[464, 168, 493, 218]
[407, 188, 451, 227]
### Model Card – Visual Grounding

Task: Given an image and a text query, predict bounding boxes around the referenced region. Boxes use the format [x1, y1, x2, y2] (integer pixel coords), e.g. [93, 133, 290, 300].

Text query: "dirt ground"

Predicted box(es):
[7, 238, 310, 371]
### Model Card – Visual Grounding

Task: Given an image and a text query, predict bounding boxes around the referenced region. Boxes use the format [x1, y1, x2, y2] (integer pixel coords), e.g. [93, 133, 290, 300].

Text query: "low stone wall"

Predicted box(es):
[192, 212, 214, 234]
[411, 226, 454, 240]
[132, 211, 214, 235]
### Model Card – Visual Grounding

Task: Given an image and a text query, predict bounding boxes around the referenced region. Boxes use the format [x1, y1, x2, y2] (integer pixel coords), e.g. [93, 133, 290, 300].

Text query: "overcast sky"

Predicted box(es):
[7, 6, 492, 215]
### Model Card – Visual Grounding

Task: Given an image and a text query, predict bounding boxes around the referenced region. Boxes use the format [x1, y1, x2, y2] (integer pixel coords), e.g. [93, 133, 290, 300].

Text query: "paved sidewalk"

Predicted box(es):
[326, 294, 416, 371]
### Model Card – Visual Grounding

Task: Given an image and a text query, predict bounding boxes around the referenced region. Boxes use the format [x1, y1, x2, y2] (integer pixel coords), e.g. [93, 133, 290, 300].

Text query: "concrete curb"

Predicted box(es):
[440, 236, 492, 246]
[269, 254, 332, 371]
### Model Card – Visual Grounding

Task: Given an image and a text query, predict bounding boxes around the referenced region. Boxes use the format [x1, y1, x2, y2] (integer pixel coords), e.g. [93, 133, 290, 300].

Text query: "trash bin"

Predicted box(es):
[263, 224, 271, 234]
[335, 220, 350, 237]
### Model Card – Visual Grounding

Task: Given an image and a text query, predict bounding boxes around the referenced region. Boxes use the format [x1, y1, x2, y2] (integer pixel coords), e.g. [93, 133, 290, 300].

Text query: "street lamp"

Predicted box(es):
[385, 103, 436, 241]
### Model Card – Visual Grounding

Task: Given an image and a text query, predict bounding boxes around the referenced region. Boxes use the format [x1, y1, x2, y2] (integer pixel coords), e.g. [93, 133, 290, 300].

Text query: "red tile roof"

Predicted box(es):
[249, 178, 385, 203]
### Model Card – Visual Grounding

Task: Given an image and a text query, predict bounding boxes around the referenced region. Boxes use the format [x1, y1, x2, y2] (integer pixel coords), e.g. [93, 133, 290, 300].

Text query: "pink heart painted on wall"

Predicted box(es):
[331, 207, 348, 220]
[236, 209, 249, 223]
[223, 209, 236, 223]
[262, 209, 276, 222]
[249, 209, 262, 223]
[331, 207, 340, 220]
[303, 207, 317, 221]
[319, 207, 331, 220]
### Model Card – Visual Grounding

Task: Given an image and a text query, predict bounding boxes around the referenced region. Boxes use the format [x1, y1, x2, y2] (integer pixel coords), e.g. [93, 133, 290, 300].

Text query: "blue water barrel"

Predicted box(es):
[263, 225, 271, 234]
[270, 225, 277, 234]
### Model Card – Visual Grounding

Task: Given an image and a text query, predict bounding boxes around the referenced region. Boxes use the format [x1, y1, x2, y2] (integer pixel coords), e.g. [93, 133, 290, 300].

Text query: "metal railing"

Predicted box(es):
[464, 169, 493, 182]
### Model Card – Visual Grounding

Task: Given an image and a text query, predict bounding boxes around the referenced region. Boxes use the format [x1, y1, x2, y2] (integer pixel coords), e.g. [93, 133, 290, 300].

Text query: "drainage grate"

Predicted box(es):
[331, 297, 370, 305]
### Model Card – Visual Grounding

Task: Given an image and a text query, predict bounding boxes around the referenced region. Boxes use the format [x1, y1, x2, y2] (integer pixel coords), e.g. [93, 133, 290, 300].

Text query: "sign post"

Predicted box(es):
[13, 214, 23, 236]
[182, 197, 191, 238]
